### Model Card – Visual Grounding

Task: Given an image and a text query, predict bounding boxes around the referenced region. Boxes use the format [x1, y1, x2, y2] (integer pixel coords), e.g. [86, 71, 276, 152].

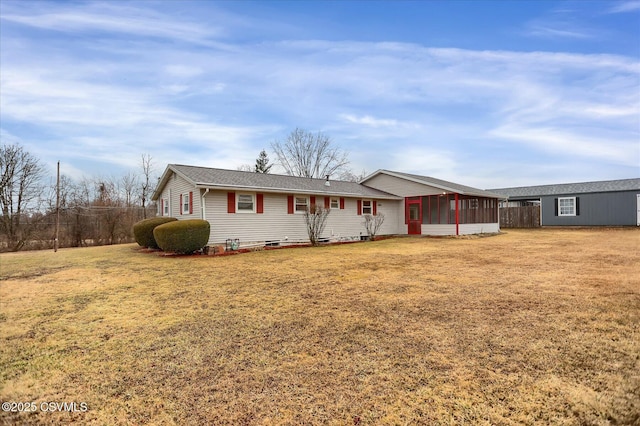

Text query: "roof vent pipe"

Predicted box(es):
[325, 175, 330, 187]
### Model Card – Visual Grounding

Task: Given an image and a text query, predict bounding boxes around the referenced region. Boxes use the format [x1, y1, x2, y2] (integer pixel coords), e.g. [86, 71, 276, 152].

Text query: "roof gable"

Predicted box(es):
[361, 169, 503, 198]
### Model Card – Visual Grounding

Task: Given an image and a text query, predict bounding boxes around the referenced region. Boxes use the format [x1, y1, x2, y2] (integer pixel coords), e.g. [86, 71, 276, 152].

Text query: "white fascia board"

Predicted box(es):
[151, 164, 198, 201]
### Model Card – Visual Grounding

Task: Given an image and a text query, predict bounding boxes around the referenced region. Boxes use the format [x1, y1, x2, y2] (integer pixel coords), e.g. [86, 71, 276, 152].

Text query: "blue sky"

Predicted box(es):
[1, 0, 638, 188]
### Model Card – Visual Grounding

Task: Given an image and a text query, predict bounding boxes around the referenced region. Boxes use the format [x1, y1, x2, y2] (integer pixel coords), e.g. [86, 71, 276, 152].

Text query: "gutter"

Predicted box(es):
[193, 183, 403, 200]
[201, 188, 210, 219]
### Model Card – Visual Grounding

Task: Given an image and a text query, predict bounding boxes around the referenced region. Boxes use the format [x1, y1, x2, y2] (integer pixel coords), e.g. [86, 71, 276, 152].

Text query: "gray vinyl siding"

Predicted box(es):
[541, 190, 639, 226]
[203, 190, 401, 245]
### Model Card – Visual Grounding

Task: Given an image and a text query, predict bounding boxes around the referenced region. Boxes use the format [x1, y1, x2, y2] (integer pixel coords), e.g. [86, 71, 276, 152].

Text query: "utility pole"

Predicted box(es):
[54, 161, 60, 252]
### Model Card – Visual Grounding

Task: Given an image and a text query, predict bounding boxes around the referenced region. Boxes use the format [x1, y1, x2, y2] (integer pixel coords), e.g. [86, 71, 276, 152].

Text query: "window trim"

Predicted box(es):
[294, 196, 309, 214]
[361, 199, 373, 215]
[182, 193, 190, 215]
[163, 198, 169, 216]
[236, 192, 256, 214]
[330, 197, 339, 209]
[558, 197, 576, 216]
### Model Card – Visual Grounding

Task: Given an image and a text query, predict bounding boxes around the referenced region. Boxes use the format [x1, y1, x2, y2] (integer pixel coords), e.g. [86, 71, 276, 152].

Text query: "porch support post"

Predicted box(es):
[455, 193, 459, 236]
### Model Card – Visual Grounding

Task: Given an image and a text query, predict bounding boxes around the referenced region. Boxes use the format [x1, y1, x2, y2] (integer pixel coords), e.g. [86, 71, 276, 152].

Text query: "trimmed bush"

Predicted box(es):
[153, 219, 210, 254]
[133, 217, 178, 249]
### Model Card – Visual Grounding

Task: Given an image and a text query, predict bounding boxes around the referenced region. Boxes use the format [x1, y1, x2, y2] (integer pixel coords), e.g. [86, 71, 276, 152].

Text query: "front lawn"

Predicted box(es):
[1, 229, 638, 425]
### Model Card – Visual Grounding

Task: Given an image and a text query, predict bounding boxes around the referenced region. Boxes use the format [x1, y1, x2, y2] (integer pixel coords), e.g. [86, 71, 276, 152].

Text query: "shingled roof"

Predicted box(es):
[362, 170, 505, 199]
[489, 178, 640, 199]
[153, 164, 401, 200]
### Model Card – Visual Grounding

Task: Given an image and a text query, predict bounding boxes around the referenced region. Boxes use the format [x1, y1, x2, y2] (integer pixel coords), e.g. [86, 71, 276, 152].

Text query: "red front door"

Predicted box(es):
[408, 200, 422, 235]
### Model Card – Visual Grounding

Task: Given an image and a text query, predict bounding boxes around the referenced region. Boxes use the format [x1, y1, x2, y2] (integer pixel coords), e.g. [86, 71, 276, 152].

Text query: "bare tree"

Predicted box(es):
[363, 213, 385, 241]
[237, 164, 253, 172]
[338, 168, 368, 182]
[0, 143, 46, 251]
[303, 203, 330, 246]
[94, 178, 126, 245]
[67, 178, 94, 247]
[121, 171, 139, 208]
[140, 154, 154, 219]
[271, 128, 350, 178]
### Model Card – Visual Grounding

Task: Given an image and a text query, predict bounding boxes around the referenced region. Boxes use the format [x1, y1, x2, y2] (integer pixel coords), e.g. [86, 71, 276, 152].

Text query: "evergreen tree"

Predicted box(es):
[254, 150, 273, 174]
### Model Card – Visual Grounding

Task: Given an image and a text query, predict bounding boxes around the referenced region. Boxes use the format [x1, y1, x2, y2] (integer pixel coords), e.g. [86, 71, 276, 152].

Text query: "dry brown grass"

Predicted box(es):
[1, 229, 638, 425]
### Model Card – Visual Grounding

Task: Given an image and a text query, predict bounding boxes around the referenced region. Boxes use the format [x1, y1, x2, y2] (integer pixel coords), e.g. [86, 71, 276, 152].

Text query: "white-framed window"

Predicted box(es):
[237, 193, 255, 213]
[163, 198, 169, 216]
[558, 197, 576, 216]
[182, 193, 190, 215]
[330, 197, 339, 209]
[295, 196, 309, 213]
[362, 200, 373, 215]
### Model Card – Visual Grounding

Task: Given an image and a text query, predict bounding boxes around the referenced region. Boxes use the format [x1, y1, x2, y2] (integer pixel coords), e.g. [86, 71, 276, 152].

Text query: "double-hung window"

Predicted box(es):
[182, 193, 190, 214]
[362, 200, 373, 215]
[295, 196, 308, 213]
[330, 198, 339, 209]
[558, 197, 576, 216]
[163, 198, 169, 216]
[237, 193, 255, 213]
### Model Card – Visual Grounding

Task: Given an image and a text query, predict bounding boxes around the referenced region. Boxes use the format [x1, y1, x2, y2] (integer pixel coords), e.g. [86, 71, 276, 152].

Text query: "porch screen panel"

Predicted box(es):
[429, 196, 439, 224]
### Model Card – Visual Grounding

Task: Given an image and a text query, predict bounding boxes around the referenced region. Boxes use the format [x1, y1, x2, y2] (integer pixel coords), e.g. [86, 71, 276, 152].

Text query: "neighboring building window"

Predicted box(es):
[163, 198, 169, 216]
[330, 197, 339, 209]
[295, 196, 308, 213]
[237, 193, 255, 213]
[362, 200, 373, 215]
[182, 193, 190, 214]
[558, 197, 576, 216]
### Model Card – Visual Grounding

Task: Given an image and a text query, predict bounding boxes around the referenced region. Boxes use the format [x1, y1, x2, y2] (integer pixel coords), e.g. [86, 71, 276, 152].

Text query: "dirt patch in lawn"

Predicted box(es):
[1, 229, 638, 425]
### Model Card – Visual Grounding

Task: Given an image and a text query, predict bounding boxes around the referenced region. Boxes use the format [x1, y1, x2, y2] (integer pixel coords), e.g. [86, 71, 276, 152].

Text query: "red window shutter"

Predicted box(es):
[287, 195, 294, 214]
[310, 196, 316, 207]
[324, 196, 330, 209]
[189, 191, 193, 214]
[257, 193, 264, 214]
[357, 199, 362, 215]
[227, 192, 235, 213]
[180, 194, 183, 215]
[340, 197, 345, 209]
[373, 200, 377, 216]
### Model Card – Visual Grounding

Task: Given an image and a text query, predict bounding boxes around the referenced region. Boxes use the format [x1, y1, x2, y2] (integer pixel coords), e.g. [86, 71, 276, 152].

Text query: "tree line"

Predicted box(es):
[0, 144, 157, 252]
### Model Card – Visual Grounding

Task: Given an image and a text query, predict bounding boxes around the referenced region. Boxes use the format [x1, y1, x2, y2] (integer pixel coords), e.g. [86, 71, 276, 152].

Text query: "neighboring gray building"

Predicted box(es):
[490, 178, 640, 227]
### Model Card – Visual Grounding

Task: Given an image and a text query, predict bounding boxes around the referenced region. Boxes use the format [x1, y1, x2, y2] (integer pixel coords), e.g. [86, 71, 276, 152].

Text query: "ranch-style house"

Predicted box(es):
[152, 164, 504, 246]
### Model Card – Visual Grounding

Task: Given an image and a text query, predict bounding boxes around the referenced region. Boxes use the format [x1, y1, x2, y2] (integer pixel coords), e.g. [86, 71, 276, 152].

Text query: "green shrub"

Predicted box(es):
[133, 217, 178, 249]
[153, 219, 210, 254]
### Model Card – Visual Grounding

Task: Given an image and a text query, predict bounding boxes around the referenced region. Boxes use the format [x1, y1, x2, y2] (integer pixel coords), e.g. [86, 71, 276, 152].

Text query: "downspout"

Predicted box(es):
[201, 188, 209, 219]
[455, 193, 459, 236]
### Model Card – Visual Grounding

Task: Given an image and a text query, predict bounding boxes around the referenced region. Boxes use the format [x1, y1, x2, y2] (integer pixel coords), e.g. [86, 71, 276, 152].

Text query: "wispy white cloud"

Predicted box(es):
[525, 25, 593, 39]
[0, 2, 220, 44]
[606, 1, 640, 13]
[340, 114, 404, 128]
